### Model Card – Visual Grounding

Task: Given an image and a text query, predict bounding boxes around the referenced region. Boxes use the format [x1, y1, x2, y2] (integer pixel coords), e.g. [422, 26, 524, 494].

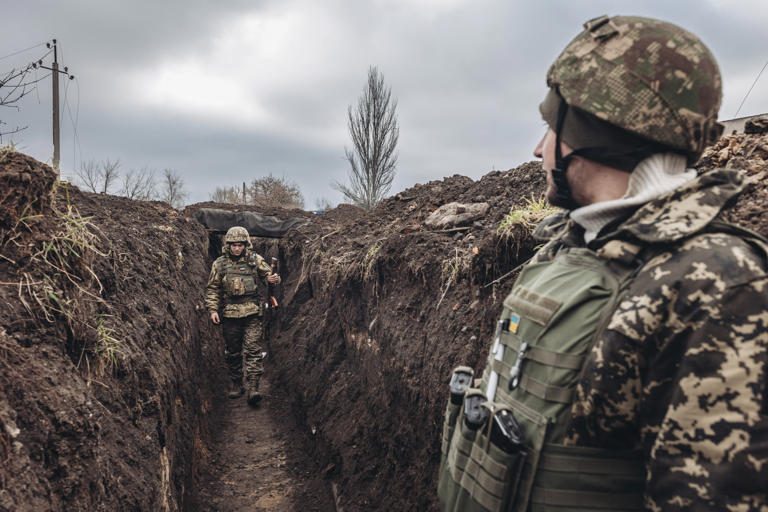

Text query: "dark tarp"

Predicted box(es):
[193, 208, 309, 238]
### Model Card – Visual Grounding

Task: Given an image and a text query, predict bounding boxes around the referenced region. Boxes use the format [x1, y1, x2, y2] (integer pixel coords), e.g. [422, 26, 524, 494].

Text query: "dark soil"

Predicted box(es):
[193, 376, 335, 512]
[265, 162, 548, 511]
[3, 130, 768, 512]
[0, 151, 221, 511]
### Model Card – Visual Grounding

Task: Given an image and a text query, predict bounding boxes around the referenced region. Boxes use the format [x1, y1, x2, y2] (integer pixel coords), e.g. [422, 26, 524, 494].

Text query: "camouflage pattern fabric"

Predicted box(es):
[533, 169, 768, 510]
[205, 247, 273, 318]
[222, 315, 264, 388]
[547, 15, 723, 160]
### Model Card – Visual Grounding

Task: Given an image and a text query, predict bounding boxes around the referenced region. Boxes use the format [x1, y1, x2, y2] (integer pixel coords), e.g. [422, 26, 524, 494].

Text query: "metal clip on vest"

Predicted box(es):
[508, 341, 528, 390]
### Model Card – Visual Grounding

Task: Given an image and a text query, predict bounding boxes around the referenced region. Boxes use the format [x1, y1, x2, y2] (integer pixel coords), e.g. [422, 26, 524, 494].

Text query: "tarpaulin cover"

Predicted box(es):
[194, 208, 308, 238]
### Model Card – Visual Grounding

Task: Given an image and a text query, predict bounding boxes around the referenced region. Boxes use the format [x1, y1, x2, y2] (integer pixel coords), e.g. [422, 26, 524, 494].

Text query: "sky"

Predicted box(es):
[1, 0, 767, 209]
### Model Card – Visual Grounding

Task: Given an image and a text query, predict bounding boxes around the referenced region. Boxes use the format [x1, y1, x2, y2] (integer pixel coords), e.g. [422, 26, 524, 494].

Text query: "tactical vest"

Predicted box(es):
[219, 253, 261, 316]
[438, 221, 768, 512]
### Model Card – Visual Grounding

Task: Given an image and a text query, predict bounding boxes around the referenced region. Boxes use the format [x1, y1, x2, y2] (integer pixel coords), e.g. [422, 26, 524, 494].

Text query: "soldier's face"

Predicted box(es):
[534, 128, 630, 208]
[229, 242, 245, 256]
[534, 129, 576, 207]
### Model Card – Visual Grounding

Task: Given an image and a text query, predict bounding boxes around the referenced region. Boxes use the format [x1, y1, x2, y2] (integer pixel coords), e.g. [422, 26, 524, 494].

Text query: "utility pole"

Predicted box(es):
[34, 39, 74, 175]
[242, 181, 246, 204]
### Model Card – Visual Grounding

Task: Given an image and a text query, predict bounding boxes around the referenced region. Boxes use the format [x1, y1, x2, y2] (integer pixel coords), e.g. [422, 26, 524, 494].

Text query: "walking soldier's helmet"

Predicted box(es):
[224, 226, 251, 247]
[547, 15, 723, 162]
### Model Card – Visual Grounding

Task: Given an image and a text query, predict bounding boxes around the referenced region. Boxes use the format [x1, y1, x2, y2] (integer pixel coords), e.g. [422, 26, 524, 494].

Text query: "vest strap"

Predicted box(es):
[500, 332, 584, 370]
[530, 487, 644, 510]
[520, 373, 573, 404]
[538, 451, 644, 477]
[489, 359, 576, 406]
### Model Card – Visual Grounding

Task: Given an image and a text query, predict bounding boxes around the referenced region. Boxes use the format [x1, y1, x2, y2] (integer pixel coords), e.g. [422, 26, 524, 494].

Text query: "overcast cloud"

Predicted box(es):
[2, 0, 767, 208]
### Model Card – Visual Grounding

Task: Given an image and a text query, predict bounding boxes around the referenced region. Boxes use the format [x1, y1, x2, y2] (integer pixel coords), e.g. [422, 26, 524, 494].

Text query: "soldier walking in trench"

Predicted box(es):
[439, 15, 768, 512]
[205, 226, 281, 406]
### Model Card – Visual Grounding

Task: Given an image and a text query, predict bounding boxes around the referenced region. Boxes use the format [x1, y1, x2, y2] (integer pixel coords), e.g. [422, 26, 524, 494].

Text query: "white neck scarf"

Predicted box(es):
[570, 153, 697, 244]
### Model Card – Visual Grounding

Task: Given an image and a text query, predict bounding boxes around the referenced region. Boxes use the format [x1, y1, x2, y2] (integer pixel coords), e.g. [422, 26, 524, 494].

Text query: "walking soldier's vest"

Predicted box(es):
[438, 220, 768, 512]
[219, 252, 263, 318]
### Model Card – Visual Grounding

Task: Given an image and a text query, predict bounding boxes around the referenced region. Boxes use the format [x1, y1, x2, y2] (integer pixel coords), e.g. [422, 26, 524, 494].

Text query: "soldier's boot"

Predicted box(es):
[228, 380, 245, 399]
[246, 384, 262, 406]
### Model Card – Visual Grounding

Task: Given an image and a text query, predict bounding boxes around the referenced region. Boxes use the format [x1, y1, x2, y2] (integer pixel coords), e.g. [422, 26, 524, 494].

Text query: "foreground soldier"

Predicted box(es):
[205, 226, 280, 406]
[439, 15, 768, 511]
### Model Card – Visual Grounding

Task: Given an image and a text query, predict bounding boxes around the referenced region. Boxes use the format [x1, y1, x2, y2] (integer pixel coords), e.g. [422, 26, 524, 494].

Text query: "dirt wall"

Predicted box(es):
[265, 164, 547, 510]
[0, 151, 223, 511]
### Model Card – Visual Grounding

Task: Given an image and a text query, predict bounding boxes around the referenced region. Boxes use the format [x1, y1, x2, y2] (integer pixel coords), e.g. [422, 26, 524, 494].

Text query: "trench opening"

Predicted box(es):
[190, 229, 337, 511]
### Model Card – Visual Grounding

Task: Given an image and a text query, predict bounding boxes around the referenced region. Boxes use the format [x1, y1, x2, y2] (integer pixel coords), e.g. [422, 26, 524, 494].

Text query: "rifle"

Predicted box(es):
[267, 256, 279, 310]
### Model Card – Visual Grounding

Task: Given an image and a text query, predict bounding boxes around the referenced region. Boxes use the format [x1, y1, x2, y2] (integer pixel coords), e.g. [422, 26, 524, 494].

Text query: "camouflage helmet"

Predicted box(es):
[224, 226, 251, 246]
[547, 15, 723, 161]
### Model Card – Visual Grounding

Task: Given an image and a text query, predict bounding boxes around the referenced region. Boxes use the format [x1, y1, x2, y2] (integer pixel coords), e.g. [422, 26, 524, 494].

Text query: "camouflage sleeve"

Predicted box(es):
[566, 233, 768, 510]
[253, 253, 273, 280]
[204, 259, 223, 313]
[643, 279, 768, 510]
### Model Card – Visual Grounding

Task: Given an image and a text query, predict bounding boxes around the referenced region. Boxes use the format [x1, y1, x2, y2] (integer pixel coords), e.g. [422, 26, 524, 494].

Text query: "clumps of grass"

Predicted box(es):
[0, 143, 15, 165]
[497, 195, 558, 238]
[15, 198, 124, 374]
[94, 315, 124, 374]
[361, 241, 382, 281]
[437, 247, 472, 309]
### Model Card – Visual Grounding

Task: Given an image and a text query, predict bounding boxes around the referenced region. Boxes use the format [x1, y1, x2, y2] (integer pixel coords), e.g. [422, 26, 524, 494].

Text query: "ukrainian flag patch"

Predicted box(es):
[508, 313, 520, 334]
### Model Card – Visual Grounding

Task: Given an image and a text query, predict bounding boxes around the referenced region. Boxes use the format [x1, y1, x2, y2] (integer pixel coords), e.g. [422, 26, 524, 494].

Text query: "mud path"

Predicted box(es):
[193, 375, 336, 512]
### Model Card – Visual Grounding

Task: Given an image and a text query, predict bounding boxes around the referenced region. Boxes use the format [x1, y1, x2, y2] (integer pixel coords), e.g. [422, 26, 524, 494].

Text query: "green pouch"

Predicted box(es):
[439, 401, 539, 512]
[225, 274, 257, 296]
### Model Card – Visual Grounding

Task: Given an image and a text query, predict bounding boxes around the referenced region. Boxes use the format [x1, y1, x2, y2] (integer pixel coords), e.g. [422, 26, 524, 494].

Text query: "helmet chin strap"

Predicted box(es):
[551, 96, 581, 210]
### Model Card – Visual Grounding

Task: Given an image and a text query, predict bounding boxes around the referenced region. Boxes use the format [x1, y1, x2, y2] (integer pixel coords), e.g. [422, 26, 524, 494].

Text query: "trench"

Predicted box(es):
[189, 233, 337, 511]
[1, 154, 547, 512]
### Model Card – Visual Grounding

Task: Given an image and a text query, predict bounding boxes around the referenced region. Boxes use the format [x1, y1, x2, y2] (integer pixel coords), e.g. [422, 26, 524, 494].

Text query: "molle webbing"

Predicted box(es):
[439, 242, 647, 512]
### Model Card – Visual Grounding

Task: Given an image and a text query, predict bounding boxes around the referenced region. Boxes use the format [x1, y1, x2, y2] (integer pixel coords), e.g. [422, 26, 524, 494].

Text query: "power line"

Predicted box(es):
[0, 41, 46, 62]
[63, 76, 83, 172]
[734, 59, 768, 118]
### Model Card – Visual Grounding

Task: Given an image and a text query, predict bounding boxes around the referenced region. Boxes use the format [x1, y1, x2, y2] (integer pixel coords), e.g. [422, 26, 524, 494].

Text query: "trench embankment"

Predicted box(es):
[0, 151, 222, 511]
[261, 165, 548, 511]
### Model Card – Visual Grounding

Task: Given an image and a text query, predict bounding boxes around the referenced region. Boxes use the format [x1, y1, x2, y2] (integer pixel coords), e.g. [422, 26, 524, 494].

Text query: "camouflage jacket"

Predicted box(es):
[205, 248, 273, 318]
[532, 169, 768, 510]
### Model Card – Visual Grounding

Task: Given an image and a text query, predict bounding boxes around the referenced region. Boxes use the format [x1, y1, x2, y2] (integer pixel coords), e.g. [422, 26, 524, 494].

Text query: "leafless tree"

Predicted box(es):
[75, 160, 101, 193]
[210, 185, 245, 204]
[75, 159, 121, 194]
[249, 174, 304, 209]
[335, 66, 399, 210]
[0, 65, 41, 141]
[120, 167, 156, 200]
[159, 168, 187, 208]
[100, 159, 120, 194]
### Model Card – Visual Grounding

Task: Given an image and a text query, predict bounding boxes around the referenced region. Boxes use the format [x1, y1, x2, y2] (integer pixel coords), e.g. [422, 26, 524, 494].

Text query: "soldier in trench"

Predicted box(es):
[438, 15, 768, 512]
[205, 226, 281, 406]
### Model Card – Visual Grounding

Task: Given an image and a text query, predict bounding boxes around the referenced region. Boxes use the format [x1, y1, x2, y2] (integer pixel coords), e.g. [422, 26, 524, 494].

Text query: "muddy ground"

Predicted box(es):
[1, 129, 767, 511]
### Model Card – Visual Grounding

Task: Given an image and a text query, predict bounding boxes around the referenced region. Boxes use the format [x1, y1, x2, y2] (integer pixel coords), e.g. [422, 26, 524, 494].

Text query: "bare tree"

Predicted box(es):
[159, 168, 187, 208]
[100, 159, 120, 194]
[210, 185, 245, 204]
[120, 167, 156, 200]
[335, 66, 399, 210]
[249, 174, 304, 209]
[75, 160, 101, 193]
[0, 65, 41, 141]
[75, 159, 121, 194]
